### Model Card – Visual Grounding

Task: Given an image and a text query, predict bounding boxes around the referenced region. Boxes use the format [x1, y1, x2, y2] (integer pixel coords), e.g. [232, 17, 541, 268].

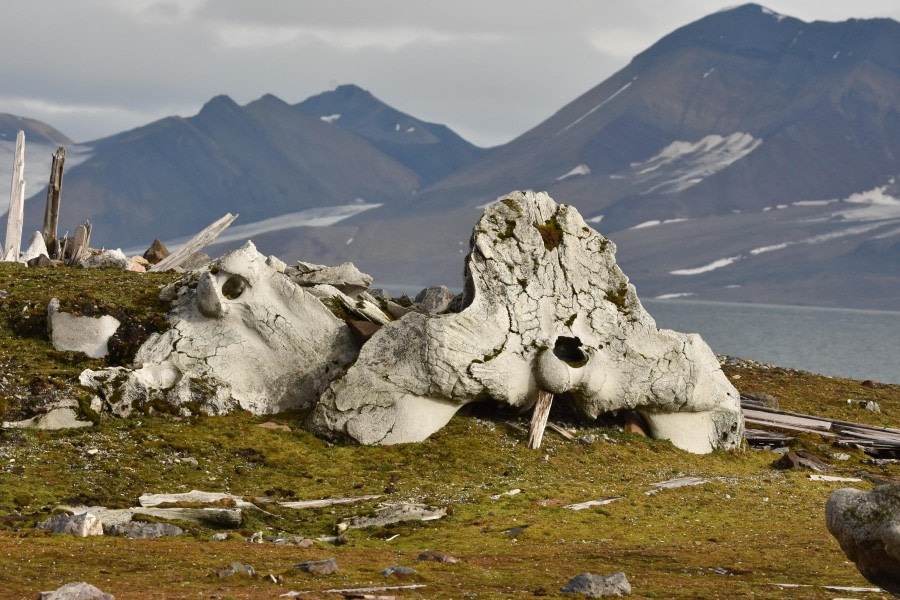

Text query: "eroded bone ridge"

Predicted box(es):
[81, 241, 357, 416]
[308, 190, 744, 453]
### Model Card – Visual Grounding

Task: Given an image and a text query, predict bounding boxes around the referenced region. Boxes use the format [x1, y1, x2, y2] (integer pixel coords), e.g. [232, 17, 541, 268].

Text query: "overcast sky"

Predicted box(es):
[3, 0, 899, 148]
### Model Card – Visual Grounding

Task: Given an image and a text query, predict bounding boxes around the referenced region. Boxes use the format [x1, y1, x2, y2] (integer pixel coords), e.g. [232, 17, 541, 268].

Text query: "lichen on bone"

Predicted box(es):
[308, 190, 743, 453]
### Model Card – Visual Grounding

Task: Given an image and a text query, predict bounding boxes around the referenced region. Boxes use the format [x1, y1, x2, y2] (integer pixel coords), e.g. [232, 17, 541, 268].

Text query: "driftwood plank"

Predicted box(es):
[2, 131, 25, 262]
[547, 421, 575, 440]
[149, 212, 237, 272]
[42, 146, 66, 254]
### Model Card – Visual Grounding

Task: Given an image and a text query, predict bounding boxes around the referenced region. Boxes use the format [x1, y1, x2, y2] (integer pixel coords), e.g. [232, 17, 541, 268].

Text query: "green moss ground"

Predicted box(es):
[1, 264, 898, 599]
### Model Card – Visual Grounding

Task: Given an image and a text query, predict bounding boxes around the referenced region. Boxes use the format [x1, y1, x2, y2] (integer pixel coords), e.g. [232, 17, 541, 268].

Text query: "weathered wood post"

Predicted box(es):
[65, 220, 92, 266]
[42, 146, 66, 256]
[527, 390, 554, 449]
[2, 130, 25, 262]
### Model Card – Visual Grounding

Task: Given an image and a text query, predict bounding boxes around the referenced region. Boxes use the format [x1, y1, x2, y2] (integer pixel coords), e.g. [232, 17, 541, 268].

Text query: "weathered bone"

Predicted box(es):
[308, 191, 743, 453]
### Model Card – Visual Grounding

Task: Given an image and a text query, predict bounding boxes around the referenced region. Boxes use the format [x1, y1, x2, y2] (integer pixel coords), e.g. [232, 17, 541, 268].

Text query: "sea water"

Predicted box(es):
[644, 299, 900, 384]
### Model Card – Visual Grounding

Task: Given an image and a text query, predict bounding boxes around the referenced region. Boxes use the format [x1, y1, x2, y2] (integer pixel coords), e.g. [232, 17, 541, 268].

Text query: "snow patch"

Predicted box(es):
[831, 182, 900, 222]
[631, 218, 688, 230]
[670, 256, 742, 276]
[702, 68, 715, 79]
[557, 79, 635, 135]
[750, 242, 791, 255]
[793, 200, 837, 207]
[585, 215, 604, 224]
[761, 6, 787, 21]
[627, 132, 762, 194]
[320, 114, 341, 123]
[655, 292, 696, 300]
[556, 164, 591, 181]
[406, 127, 415, 133]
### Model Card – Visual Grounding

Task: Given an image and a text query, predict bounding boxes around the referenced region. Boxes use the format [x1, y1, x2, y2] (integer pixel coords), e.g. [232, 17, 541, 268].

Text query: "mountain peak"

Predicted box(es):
[331, 84, 375, 100]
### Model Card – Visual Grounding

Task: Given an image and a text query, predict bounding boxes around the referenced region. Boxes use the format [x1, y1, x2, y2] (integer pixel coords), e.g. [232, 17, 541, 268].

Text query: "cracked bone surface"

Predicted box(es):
[308, 190, 743, 453]
[81, 241, 356, 416]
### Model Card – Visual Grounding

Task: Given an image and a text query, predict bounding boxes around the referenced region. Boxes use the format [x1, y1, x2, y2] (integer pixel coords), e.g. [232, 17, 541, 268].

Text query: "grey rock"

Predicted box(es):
[294, 558, 338, 575]
[309, 191, 743, 453]
[142, 239, 170, 265]
[79, 249, 130, 270]
[864, 401, 881, 413]
[415, 285, 455, 313]
[38, 582, 114, 600]
[47, 298, 120, 359]
[416, 550, 460, 563]
[108, 522, 183, 538]
[37, 513, 104, 537]
[826, 483, 900, 594]
[215, 562, 256, 578]
[27, 254, 53, 268]
[579, 434, 597, 445]
[561, 572, 631, 597]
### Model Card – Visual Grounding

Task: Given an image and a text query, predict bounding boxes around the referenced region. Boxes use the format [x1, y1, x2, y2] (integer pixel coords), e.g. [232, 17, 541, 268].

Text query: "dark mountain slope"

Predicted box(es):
[295, 84, 488, 185]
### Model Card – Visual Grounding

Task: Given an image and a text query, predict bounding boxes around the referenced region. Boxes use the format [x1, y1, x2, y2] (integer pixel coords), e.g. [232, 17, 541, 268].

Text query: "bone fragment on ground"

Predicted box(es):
[47, 297, 120, 358]
[308, 190, 744, 453]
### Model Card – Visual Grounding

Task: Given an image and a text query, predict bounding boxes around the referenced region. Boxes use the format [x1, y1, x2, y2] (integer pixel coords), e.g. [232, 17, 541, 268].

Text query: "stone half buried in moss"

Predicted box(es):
[308, 190, 743, 454]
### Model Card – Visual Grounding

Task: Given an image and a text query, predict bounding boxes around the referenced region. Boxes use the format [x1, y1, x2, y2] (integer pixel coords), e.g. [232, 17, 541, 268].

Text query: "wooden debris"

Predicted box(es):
[277, 494, 382, 509]
[149, 212, 237, 272]
[42, 146, 66, 254]
[645, 476, 709, 495]
[281, 585, 426, 598]
[64, 221, 91, 266]
[2, 131, 25, 262]
[138, 490, 260, 510]
[547, 421, 575, 440]
[527, 390, 554, 449]
[742, 400, 900, 457]
[807, 474, 863, 483]
[564, 496, 624, 511]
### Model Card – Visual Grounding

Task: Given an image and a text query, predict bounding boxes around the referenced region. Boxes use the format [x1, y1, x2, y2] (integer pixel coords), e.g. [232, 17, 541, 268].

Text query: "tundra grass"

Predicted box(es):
[1, 264, 899, 598]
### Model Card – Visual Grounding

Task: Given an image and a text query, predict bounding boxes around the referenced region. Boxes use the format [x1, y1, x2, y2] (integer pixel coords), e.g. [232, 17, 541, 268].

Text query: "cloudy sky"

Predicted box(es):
[3, 0, 899, 148]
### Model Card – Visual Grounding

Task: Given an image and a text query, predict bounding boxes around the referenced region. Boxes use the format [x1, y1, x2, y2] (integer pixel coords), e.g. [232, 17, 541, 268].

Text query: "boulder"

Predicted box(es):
[308, 191, 743, 453]
[37, 512, 104, 537]
[79, 249, 130, 270]
[80, 241, 357, 416]
[47, 298, 121, 359]
[108, 522, 183, 538]
[294, 558, 338, 575]
[143, 239, 170, 265]
[415, 285, 455, 313]
[38, 582, 114, 600]
[826, 483, 900, 594]
[561, 572, 631, 597]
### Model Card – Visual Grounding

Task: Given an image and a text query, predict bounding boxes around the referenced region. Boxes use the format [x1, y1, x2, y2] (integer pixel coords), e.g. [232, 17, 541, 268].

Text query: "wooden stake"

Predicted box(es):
[149, 212, 237, 272]
[65, 221, 91, 265]
[527, 389, 554, 449]
[2, 131, 25, 261]
[42, 146, 66, 255]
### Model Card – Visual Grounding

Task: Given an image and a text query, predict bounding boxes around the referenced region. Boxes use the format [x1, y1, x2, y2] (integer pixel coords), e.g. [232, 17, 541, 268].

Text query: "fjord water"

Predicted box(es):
[644, 300, 900, 384]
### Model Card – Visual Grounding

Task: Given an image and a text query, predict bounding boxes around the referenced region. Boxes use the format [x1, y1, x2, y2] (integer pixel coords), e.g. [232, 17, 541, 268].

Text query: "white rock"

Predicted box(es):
[308, 191, 743, 453]
[79, 249, 130, 270]
[80, 241, 357, 416]
[20, 231, 49, 263]
[288, 261, 373, 296]
[38, 582, 114, 600]
[37, 512, 104, 537]
[47, 298, 121, 358]
[1, 406, 93, 430]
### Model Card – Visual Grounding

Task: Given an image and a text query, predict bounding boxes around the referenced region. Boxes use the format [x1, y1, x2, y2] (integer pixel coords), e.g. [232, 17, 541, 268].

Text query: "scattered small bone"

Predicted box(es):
[258, 422, 292, 432]
[343, 595, 397, 600]
[280, 585, 427, 598]
[294, 558, 339, 575]
[645, 477, 709, 495]
[138, 490, 263, 512]
[341, 502, 446, 529]
[211, 533, 228, 541]
[773, 451, 832, 472]
[38, 582, 115, 600]
[564, 496, 625, 511]
[249, 531, 265, 543]
[278, 494, 382, 509]
[316, 534, 348, 545]
[47, 297, 120, 358]
[381, 566, 418, 577]
[62, 505, 242, 529]
[415, 550, 460, 563]
[264, 574, 283, 584]
[490, 489, 521, 500]
[502, 525, 530, 537]
[809, 474, 863, 482]
[215, 562, 256, 579]
[36, 512, 103, 537]
[385, 534, 400, 542]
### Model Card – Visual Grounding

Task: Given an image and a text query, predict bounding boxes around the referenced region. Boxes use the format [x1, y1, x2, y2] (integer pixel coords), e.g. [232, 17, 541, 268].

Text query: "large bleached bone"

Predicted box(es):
[308, 191, 743, 453]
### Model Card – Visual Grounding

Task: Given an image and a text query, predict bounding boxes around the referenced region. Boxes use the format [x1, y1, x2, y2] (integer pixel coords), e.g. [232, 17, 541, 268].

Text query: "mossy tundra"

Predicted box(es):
[0, 262, 898, 599]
